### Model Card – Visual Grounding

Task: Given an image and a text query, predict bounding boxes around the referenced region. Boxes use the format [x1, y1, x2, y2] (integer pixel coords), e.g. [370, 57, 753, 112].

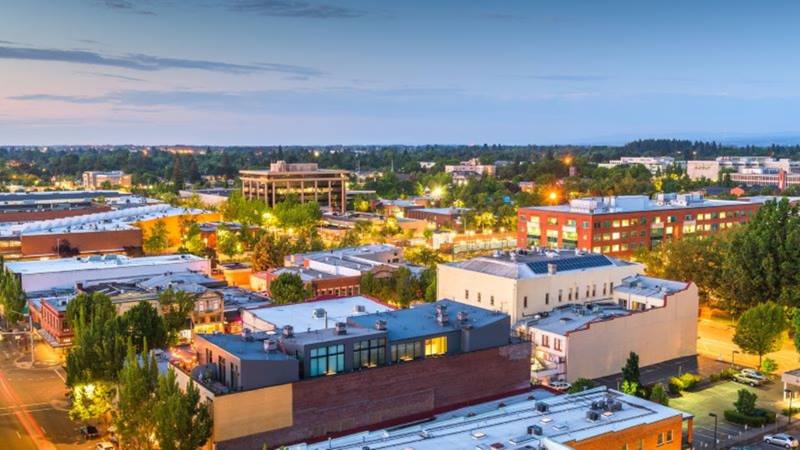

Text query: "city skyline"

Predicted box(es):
[2, 1, 800, 145]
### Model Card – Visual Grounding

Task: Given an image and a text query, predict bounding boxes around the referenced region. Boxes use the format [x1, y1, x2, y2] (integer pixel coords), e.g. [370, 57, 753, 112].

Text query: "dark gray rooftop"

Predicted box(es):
[198, 333, 293, 361]
[348, 300, 507, 341]
[0, 190, 128, 202]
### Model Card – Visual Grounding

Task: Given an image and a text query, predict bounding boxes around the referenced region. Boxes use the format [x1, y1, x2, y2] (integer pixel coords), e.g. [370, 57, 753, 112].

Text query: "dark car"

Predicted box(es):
[80, 425, 100, 439]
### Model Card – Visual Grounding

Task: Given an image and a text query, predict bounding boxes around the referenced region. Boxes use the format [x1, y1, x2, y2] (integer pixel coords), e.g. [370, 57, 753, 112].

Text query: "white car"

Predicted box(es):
[95, 443, 115, 450]
[763, 433, 799, 448]
[740, 368, 767, 381]
[548, 380, 572, 391]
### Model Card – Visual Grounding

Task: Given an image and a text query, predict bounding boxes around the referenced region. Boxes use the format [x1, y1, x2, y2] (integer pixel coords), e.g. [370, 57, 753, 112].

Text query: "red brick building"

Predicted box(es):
[252, 267, 362, 299]
[517, 193, 774, 258]
[29, 295, 73, 348]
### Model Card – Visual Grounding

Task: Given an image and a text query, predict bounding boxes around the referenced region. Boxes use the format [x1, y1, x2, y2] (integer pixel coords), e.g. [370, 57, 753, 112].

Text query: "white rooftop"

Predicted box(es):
[5, 253, 205, 275]
[448, 249, 636, 279]
[0, 203, 208, 237]
[524, 192, 767, 215]
[242, 296, 392, 333]
[290, 386, 686, 450]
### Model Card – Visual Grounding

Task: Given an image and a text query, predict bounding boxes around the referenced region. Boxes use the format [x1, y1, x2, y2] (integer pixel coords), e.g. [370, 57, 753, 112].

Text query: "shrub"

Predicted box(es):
[719, 367, 738, 380]
[668, 372, 703, 394]
[734, 389, 757, 416]
[761, 358, 778, 375]
[782, 407, 800, 417]
[724, 409, 767, 426]
[667, 378, 682, 396]
[567, 378, 594, 394]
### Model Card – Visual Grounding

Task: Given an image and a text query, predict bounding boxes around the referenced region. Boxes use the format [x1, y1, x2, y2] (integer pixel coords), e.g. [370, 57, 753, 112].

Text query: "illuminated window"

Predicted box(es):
[547, 217, 558, 225]
[612, 232, 620, 240]
[621, 219, 630, 227]
[425, 336, 448, 356]
[612, 244, 620, 252]
[354, 338, 386, 369]
[612, 220, 620, 228]
[391, 341, 423, 362]
[309, 344, 345, 377]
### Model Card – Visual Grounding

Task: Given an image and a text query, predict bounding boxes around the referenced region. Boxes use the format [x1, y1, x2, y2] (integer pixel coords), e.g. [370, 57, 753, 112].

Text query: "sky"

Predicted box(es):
[1, 0, 800, 145]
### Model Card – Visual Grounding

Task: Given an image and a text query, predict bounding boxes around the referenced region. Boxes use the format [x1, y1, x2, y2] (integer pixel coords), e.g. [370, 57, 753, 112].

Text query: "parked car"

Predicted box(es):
[740, 368, 768, 382]
[80, 425, 100, 439]
[763, 433, 799, 448]
[95, 442, 115, 450]
[548, 380, 572, 391]
[733, 372, 763, 387]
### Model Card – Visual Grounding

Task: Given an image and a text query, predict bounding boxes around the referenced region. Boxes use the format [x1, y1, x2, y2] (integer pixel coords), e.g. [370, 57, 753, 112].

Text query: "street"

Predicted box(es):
[698, 317, 800, 373]
[0, 335, 93, 450]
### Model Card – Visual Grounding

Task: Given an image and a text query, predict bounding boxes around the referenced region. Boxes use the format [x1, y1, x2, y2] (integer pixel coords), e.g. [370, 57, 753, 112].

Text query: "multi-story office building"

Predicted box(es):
[599, 156, 681, 174]
[520, 274, 697, 383]
[444, 158, 496, 177]
[517, 193, 769, 258]
[291, 386, 691, 450]
[687, 156, 800, 181]
[437, 249, 641, 323]
[81, 171, 133, 190]
[174, 299, 530, 449]
[240, 161, 349, 213]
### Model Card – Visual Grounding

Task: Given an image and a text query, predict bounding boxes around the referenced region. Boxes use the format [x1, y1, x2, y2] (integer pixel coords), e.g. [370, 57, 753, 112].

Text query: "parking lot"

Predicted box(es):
[671, 380, 787, 449]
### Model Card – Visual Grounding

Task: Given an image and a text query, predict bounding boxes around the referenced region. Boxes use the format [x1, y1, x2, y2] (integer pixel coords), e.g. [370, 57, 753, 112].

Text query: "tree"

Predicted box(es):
[733, 302, 787, 366]
[120, 302, 168, 352]
[69, 381, 115, 423]
[621, 380, 639, 396]
[621, 352, 640, 387]
[394, 266, 416, 307]
[153, 369, 213, 450]
[1, 270, 26, 324]
[160, 288, 198, 344]
[251, 232, 292, 271]
[143, 219, 171, 254]
[734, 388, 757, 416]
[178, 220, 206, 255]
[115, 340, 159, 450]
[269, 273, 309, 305]
[216, 224, 241, 260]
[171, 154, 184, 192]
[761, 357, 778, 375]
[720, 199, 800, 314]
[649, 383, 669, 406]
[566, 378, 594, 393]
[65, 293, 126, 387]
[53, 239, 80, 257]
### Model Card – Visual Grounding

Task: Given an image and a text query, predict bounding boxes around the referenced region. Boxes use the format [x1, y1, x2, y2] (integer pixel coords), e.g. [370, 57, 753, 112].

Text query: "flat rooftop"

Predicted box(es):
[290, 386, 685, 450]
[5, 253, 205, 275]
[411, 207, 471, 216]
[446, 250, 634, 279]
[613, 275, 689, 298]
[286, 326, 386, 346]
[521, 192, 773, 215]
[348, 300, 507, 341]
[0, 190, 129, 204]
[517, 302, 631, 336]
[243, 296, 392, 333]
[270, 267, 342, 282]
[197, 333, 294, 361]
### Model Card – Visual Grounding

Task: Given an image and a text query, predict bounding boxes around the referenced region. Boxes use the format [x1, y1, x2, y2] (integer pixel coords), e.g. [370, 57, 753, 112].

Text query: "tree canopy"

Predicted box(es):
[733, 302, 787, 366]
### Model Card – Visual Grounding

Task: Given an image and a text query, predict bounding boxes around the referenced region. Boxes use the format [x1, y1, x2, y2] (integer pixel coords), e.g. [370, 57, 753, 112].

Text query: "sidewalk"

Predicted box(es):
[692, 415, 800, 449]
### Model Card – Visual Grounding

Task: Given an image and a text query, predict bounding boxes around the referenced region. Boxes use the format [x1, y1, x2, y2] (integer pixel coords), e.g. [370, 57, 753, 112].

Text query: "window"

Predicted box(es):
[523, 296, 528, 309]
[490, 295, 495, 306]
[547, 217, 558, 225]
[636, 439, 644, 450]
[309, 344, 345, 376]
[541, 335, 550, 348]
[620, 445, 628, 450]
[465, 289, 469, 300]
[612, 220, 620, 228]
[582, 220, 590, 229]
[554, 338, 562, 351]
[621, 219, 630, 227]
[568, 288, 572, 301]
[477, 293, 482, 303]
[354, 338, 386, 369]
[657, 432, 664, 446]
[391, 341, 423, 362]
[666, 429, 673, 442]
[425, 336, 448, 356]
[592, 284, 596, 296]
[545, 293, 549, 305]
[558, 290, 563, 302]
[603, 283, 607, 295]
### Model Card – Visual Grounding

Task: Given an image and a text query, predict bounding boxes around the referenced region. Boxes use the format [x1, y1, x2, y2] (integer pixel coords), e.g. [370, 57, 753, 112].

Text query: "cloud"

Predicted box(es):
[528, 74, 608, 82]
[75, 71, 147, 82]
[95, 0, 156, 16]
[0, 45, 323, 75]
[227, 0, 366, 18]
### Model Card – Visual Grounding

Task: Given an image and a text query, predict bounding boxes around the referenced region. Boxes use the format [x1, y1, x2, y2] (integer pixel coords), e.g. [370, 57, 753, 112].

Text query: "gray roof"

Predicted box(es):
[198, 333, 293, 361]
[348, 300, 506, 341]
[447, 250, 633, 279]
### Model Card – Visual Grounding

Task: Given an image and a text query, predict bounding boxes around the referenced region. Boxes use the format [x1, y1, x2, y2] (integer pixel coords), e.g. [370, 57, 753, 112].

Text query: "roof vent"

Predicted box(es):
[335, 322, 347, 335]
[586, 410, 600, 422]
[375, 319, 387, 331]
[535, 402, 549, 413]
[282, 325, 294, 338]
[527, 424, 543, 436]
[263, 339, 277, 352]
[353, 304, 366, 313]
[456, 311, 469, 323]
[312, 308, 326, 319]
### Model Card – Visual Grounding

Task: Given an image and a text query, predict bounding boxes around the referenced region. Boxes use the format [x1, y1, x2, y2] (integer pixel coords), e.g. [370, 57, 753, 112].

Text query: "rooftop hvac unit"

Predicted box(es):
[312, 308, 326, 319]
[374, 319, 387, 331]
[535, 402, 549, 413]
[609, 400, 623, 412]
[282, 325, 294, 338]
[353, 304, 366, 313]
[586, 410, 600, 422]
[591, 400, 606, 410]
[456, 311, 469, 322]
[527, 425, 543, 436]
[335, 322, 347, 335]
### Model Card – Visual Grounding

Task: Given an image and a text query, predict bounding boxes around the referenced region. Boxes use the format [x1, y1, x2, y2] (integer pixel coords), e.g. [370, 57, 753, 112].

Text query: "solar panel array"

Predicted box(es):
[527, 254, 613, 274]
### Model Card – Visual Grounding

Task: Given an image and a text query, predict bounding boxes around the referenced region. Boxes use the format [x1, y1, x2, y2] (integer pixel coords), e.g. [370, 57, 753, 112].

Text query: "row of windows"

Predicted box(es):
[534, 333, 563, 351]
[317, 285, 359, 297]
[528, 209, 753, 229]
[464, 290, 496, 306]
[618, 428, 673, 449]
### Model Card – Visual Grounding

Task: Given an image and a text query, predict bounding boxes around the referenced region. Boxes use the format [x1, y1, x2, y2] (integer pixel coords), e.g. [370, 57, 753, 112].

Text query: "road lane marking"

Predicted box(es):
[16, 430, 22, 439]
[52, 369, 66, 383]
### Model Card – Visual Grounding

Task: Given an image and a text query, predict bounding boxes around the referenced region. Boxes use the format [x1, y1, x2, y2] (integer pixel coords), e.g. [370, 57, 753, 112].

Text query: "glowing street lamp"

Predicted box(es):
[431, 186, 445, 200]
[548, 191, 559, 204]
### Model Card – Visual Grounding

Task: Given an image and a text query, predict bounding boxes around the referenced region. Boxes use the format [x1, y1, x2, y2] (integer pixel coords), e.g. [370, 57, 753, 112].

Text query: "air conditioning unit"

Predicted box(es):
[535, 402, 549, 413]
[527, 425, 543, 436]
[609, 401, 623, 412]
[586, 410, 600, 422]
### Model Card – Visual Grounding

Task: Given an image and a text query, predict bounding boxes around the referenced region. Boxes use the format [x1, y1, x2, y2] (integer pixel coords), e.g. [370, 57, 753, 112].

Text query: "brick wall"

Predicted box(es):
[216, 342, 531, 449]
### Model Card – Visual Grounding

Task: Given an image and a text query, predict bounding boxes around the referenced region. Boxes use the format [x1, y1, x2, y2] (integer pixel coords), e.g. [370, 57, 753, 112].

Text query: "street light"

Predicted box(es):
[786, 389, 794, 425]
[731, 350, 740, 368]
[708, 412, 718, 449]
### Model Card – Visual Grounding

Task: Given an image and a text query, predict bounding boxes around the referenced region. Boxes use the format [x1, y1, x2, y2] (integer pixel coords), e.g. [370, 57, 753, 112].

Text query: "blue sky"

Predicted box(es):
[1, 0, 800, 145]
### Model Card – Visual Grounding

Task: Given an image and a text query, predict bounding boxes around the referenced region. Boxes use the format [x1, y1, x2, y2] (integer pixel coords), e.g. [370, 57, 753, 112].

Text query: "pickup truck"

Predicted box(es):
[733, 373, 764, 387]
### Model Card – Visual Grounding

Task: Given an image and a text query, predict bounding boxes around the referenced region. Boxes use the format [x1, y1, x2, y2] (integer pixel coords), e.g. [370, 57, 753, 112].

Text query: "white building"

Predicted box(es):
[599, 156, 679, 174]
[5, 254, 210, 292]
[687, 156, 800, 181]
[444, 158, 496, 177]
[284, 244, 414, 276]
[437, 249, 641, 323]
[520, 275, 698, 383]
[241, 295, 392, 333]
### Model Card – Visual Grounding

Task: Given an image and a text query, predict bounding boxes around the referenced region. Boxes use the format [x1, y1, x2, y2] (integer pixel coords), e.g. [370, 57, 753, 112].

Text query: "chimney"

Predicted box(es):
[547, 263, 557, 275]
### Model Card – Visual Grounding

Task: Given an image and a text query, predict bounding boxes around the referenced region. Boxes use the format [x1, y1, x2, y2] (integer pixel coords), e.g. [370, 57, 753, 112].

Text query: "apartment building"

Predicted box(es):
[517, 193, 768, 258]
[239, 161, 349, 212]
[520, 275, 698, 383]
[174, 300, 530, 449]
[437, 249, 641, 323]
[291, 386, 690, 450]
[82, 171, 133, 190]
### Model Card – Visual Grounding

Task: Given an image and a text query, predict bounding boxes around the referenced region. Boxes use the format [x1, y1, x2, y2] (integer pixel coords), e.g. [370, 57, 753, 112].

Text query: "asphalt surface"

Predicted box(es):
[0, 335, 94, 450]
